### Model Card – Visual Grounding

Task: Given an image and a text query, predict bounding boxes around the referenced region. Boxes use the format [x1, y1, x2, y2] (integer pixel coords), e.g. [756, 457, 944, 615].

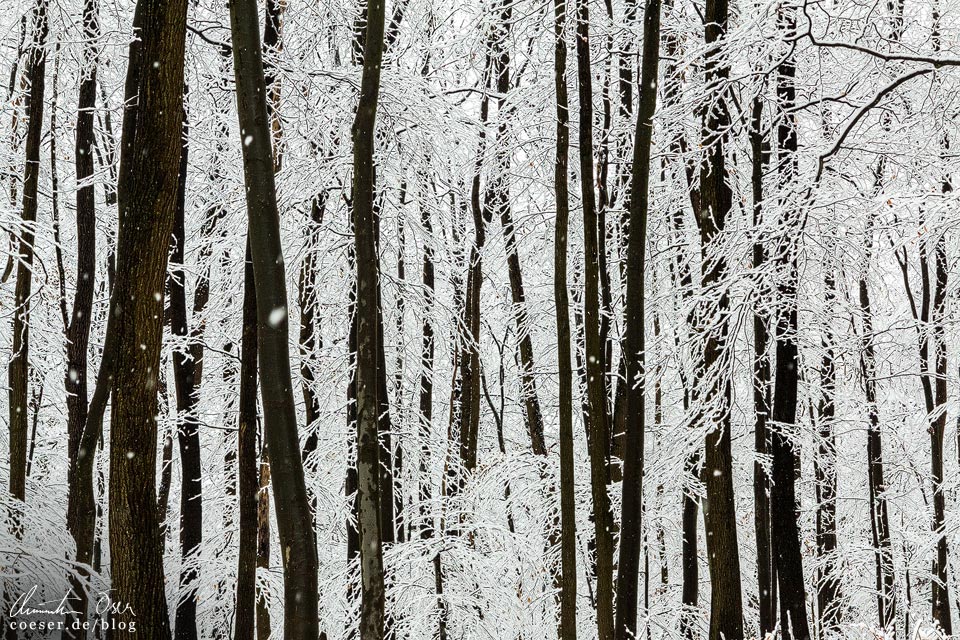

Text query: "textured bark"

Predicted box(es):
[613, 0, 658, 637]
[169, 102, 202, 640]
[229, 0, 320, 633]
[63, 0, 98, 630]
[553, 0, 577, 634]
[700, 0, 744, 638]
[256, 443, 272, 640]
[105, 0, 189, 632]
[574, 0, 614, 635]
[418, 179, 436, 540]
[8, 0, 47, 507]
[351, 0, 389, 635]
[236, 248, 259, 640]
[750, 96, 776, 639]
[769, 10, 811, 639]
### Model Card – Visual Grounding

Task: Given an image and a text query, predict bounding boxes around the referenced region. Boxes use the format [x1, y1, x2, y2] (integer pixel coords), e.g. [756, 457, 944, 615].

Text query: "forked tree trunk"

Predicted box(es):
[574, 0, 615, 635]
[228, 0, 320, 634]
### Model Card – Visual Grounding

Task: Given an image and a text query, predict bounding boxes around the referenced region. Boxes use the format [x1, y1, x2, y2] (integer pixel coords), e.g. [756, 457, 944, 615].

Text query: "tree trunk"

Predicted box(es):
[699, 0, 744, 638]
[64, 0, 98, 630]
[488, 0, 547, 454]
[228, 0, 320, 633]
[8, 0, 48, 509]
[169, 99, 202, 640]
[236, 247, 259, 640]
[860, 216, 897, 631]
[769, 10, 811, 639]
[750, 94, 776, 640]
[105, 0, 189, 633]
[574, 0, 614, 635]
[553, 0, 577, 634]
[614, 0, 658, 637]
[350, 0, 389, 634]
[815, 239, 841, 636]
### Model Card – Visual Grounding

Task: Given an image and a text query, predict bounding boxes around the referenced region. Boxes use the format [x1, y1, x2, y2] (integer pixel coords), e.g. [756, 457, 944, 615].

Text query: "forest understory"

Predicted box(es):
[0, 0, 959, 638]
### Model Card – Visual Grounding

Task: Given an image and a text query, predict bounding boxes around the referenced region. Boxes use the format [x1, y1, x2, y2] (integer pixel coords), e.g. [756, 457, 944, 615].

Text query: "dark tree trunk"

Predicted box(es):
[815, 240, 841, 636]
[456, 49, 492, 484]
[417, 182, 436, 538]
[350, 0, 389, 635]
[63, 0, 98, 630]
[699, 0, 743, 638]
[613, 0, 659, 637]
[104, 0, 190, 633]
[8, 0, 48, 508]
[574, 0, 614, 634]
[861, 215, 897, 631]
[169, 100, 202, 640]
[749, 95, 776, 640]
[299, 193, 326, 501]
[236, 247, 259, 640]
[769, 10, 811, 638]
[228, 0, 320, 634]
[553, 0, 577, 634]
[488, 0, 547, 455]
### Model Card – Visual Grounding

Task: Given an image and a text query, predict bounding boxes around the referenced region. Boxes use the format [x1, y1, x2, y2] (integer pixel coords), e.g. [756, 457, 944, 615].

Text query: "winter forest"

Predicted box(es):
[2, 0, 960, 636]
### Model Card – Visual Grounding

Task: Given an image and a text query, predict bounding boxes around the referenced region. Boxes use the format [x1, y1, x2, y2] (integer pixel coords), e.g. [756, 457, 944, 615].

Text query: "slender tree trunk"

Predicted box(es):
[574, 0, 614, 634]
[228, 0, 320, 634]
[815, 238, 841, 636]
[860, 214, 897, 631]
[299, 193, 325, 498]
[236, 248, 259, 640]
[169, 99, 202, 640]
[8, 0, 48, 509]
[64, 0, 98, 630]
[700, 0, 743, 638]
[104, 0, 190, 633]
[553, 0, 577, 634]
[417, 180, 436, 540]
[614, 0, 658, 637]
[768, 9, 811, 639]
[350, 0, 389, 634]
[488, 0, 547, 454]
[750, 94, 777, 640]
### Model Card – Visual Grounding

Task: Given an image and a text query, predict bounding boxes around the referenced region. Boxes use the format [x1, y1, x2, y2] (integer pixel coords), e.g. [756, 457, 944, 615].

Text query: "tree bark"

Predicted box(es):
[104, 0, 190, 633]
[63, 0, 98, 630]
[236, 247, 259, 640]
[614, 0, 659, 637]
[228, 0, 320, 634]
[860, 214, 897, 632]
[553, 0, 577, 634]
[574, 0, 615, 634]
[749, 94, 777, 640]
[350, 0, 389, 634]
[8, 0, 48, 509]
[769, 9, 811, 639]
[169, 99, 202, 640]
[700, 0, 744, 638]
[815, 239, 841, 636]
